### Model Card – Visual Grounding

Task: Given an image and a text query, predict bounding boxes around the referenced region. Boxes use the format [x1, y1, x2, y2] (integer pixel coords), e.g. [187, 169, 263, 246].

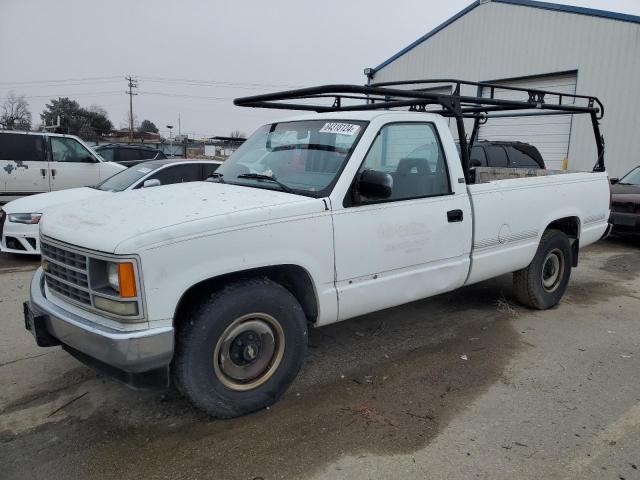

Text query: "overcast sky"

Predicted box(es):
[1, 0, 639, 139]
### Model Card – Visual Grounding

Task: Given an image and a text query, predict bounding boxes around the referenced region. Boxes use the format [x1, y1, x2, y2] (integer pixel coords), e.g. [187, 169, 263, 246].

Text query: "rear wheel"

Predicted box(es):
[173, 278, 308, 418]
[513, 229, 572, 309]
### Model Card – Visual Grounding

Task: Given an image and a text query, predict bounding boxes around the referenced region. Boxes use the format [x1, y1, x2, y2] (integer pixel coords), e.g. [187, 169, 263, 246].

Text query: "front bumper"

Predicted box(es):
[609, 212, 640, 235]
[0, 219, 40, 255]
[26, 268, 174, 388]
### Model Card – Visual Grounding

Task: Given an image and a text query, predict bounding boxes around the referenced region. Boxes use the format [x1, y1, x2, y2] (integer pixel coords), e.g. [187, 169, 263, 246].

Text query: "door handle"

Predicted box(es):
[447, 209, 463, 222]
[40, 168, 46, 178]
[51, 169, 57, 179]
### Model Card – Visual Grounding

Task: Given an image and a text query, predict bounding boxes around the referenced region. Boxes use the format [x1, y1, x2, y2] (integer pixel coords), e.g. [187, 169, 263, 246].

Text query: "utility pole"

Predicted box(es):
[178, 113, 181, 138]
[125, 75, 138, 142]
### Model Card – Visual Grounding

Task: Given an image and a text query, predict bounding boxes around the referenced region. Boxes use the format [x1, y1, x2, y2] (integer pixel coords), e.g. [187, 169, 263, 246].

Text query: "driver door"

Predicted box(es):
[49, 137, 101, 190]
[332, 122, 472, 321]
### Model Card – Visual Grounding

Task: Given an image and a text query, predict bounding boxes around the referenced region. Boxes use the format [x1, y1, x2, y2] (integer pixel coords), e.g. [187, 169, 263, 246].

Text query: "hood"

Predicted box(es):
[2, 187, 106, 214]
[40, 182, 323, 253]
[611, 183, 640, 196]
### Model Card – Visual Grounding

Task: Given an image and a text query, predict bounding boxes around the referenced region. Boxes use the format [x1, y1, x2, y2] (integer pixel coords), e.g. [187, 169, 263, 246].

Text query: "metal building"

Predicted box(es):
[366, 0, 640, 176]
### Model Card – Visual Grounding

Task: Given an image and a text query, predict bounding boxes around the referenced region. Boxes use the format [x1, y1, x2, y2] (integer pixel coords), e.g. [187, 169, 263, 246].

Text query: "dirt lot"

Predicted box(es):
[1, 239, 639, 480]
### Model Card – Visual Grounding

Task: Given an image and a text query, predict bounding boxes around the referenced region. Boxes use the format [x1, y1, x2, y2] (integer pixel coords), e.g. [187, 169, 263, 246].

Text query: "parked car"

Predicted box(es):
[94, 144, 167, 167]
[0, 159, 221, 255]
[609, 166, 640, 235]
[24, 81, 610, 418]
[455, 141, 545, 169]
[0, 130, 125, 204]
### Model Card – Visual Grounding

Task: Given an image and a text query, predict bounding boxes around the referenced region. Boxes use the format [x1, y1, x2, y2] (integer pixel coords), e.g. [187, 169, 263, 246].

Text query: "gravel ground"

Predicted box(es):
[0, 238, 639, 480]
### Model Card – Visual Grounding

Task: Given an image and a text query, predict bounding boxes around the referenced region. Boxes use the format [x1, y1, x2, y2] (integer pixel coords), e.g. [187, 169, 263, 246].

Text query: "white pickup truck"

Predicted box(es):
[24, 81, 611, 418]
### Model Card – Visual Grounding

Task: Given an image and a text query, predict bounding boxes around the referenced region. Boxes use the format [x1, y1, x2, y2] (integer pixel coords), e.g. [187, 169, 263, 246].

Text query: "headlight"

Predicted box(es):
[88, 259, 141, 319]
[105, 261, 137, 297]
[8, 213, 42, 224]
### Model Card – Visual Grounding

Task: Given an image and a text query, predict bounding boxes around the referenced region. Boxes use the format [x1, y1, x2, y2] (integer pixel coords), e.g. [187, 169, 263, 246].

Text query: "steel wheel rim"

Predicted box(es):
[213, 313, 285, 391]
[542, 248, 564, 292]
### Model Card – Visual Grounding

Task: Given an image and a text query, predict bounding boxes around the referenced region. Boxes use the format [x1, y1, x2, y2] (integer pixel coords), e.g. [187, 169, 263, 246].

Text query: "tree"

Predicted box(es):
[138, 119, 159, 133]
[1, 91, 32, 130]
[40, 97, 112, 140]
[229, 130, 245, 139]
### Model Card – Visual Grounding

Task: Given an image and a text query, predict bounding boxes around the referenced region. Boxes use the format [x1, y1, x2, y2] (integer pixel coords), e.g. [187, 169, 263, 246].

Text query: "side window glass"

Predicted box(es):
[356, 123, 450, 203]
[51, 137, 94, 163]
[119, 149, 141, 163]
[485, 145, 508, 168]
[147, 164, 202, 185]
[470, 146, 487, 166]
[507, 146, 540, 168]
[139, 149, 159, 160]
[97, 148, 115, 162]
[0, 134, 45, 161]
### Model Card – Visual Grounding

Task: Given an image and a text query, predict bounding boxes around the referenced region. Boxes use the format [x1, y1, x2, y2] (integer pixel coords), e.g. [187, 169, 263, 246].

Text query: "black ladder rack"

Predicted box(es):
[234, 79, 605, 182]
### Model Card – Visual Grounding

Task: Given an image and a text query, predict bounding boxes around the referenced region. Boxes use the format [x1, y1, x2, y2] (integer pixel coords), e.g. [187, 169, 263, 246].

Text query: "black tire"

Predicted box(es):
[513, 229, 572, 310]
[173, 278, 308, 418]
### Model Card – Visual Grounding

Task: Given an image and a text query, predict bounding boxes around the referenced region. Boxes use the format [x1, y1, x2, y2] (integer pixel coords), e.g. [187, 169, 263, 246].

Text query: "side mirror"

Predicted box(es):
[143, 179, 161, 188]
[470, 159, 482, 168]
[609, 178, 619, 184]
[357, 169, 393, 200]
[82, 155, 97, 163]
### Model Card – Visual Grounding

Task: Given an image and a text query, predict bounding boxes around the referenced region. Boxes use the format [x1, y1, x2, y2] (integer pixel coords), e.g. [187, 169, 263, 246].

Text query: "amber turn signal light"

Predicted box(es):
[118, 262, 137, 298]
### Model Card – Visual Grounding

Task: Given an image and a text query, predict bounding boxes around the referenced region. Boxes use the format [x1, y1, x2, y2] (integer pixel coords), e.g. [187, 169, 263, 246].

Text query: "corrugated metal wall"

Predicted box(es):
[372, 1, 640, 177]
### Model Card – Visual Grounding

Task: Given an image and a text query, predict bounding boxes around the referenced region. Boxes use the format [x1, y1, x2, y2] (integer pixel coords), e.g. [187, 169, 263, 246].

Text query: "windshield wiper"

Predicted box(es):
[236, 173, 294, 193]
[205, 172, 225, 183]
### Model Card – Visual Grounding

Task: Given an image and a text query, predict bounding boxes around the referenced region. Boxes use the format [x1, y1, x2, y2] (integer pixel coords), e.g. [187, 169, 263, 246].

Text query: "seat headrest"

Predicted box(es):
[397, 157, 430, 174]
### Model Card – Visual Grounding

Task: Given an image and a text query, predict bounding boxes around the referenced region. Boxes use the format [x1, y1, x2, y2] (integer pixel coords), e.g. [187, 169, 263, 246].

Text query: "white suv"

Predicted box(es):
[0, 130, 124, 204]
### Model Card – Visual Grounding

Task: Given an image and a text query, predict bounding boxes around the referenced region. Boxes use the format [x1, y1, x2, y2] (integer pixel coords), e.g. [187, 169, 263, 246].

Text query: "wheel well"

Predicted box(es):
[173, 265, 319, 327]
[546, 216, 580, 239]
[545, 216, 580, 267]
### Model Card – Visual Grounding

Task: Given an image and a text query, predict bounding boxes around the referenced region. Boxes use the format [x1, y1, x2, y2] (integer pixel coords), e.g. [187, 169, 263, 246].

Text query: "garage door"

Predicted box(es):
[477, 73, 577, 170]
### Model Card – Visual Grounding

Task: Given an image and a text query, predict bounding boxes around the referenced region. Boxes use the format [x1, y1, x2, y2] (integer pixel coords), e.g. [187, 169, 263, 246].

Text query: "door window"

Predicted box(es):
[50, 137, 94, 163]
[0, 134, 45, 161]
[146, 164, 202, 185]
[118, 148, 141, 163]
[138, 149, 160, 160]
[356, 123, 450, 203]
[484, 145, 508, 168]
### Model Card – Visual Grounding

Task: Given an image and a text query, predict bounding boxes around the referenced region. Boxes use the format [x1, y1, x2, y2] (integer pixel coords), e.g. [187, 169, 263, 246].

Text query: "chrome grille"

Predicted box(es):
[41, 242, 87, 269]
[41, 240, 90, 305]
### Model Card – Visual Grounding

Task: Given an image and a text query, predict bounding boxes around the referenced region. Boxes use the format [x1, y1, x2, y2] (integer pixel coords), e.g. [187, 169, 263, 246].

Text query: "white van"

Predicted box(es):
[0, 130, 124, 204]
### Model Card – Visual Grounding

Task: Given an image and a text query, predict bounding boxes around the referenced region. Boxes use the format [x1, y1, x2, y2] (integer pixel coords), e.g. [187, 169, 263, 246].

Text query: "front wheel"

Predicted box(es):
[173, 278, 308, 418]
[513, 229, 572, 310]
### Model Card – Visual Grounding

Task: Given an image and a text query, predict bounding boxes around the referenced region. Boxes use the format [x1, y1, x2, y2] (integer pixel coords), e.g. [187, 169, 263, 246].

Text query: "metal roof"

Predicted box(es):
[373, 0, 640, 72]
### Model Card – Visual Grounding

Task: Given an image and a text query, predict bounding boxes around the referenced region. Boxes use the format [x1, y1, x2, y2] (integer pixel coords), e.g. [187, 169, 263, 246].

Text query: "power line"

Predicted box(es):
[0, 75, 122, 86]
[137, 75, 303, 89]
[138, 91, 234, 101]
[2, 91, 123, 99]
[0, 79, 123, 90]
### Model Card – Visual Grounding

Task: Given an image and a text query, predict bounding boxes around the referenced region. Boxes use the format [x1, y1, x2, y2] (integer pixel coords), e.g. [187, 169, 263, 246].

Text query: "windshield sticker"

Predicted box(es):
[137, 167, 152, 174]
[319, 122, 360, 136]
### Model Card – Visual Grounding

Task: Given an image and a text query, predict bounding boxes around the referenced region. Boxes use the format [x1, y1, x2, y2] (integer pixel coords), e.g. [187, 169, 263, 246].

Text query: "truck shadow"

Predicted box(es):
[2, 274, 526, 480]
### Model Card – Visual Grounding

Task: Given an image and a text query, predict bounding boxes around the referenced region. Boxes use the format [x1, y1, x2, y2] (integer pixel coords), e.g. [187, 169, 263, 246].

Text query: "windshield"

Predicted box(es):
[95, 163, 162, 192]
[215, 120, 367, 196]
[619, 167, 640, 185]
